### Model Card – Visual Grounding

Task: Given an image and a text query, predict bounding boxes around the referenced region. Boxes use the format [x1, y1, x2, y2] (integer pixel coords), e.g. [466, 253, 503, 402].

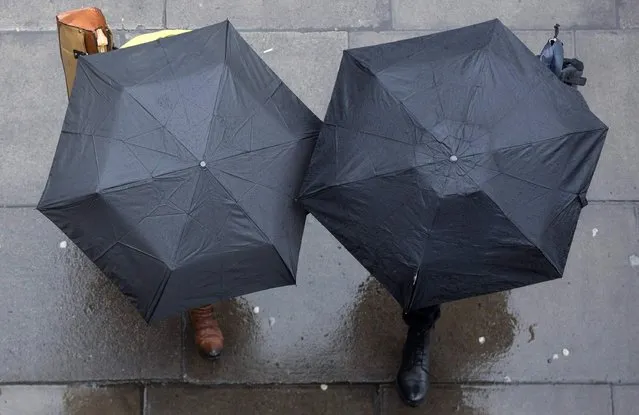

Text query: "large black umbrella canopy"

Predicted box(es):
[298, 19, 607, 311]
[38, 21, 321, 322]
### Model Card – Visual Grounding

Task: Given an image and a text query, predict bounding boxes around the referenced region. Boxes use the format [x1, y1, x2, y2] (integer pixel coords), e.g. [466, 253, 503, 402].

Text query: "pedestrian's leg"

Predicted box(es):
[396, 304, 441, 407]
[190, 304, 224, 360]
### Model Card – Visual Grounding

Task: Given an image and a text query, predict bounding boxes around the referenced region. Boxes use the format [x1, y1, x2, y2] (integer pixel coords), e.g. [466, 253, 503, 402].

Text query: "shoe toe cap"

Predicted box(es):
[199, 348, 222, 361]
[397, 372, 429, 406]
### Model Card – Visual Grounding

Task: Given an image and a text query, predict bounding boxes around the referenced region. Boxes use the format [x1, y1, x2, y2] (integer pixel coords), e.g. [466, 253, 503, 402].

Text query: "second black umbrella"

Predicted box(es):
[299, 19, 607, 311]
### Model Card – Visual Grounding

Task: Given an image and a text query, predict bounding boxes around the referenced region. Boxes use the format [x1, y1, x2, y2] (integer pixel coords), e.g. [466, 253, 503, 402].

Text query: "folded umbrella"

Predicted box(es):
[38, 21, 320, 321]
[298, 19, 607, 311]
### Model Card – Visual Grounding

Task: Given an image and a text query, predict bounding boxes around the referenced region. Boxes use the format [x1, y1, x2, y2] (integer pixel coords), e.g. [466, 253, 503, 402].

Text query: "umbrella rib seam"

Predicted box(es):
[92, 171, 199, 265]
[82, 61, 202, 162]
[98, 165, 197, 194]
[210, 132, 312, 164]
[300, 159, 451, 200]
[465, 174, 564, 275]
[202, 23, 230, 158]
[146, 265, 172, 321]
[202, 169, 295, 278]
[464, 128, 608, 192]
[369, 21, 497, 76]
[459, 127, 608, 159]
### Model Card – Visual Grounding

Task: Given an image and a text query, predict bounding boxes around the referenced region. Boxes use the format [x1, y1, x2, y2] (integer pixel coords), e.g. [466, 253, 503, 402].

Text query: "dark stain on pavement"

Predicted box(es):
[62, 386, 140, 415]
[431, 291, 518, 380]
[528, 323, 537, 343]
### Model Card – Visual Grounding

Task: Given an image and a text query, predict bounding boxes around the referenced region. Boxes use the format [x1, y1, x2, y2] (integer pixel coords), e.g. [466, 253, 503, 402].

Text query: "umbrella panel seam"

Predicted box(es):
[464, 172, 564, 275]
[201, 168, 295, 277]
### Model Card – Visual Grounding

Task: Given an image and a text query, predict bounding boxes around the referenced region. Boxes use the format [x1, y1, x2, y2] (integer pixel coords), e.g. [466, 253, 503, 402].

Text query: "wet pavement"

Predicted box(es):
[1, 0, 639, 414]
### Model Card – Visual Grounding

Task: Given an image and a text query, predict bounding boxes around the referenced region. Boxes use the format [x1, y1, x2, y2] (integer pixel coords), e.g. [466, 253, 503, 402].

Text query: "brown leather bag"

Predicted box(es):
[57, 7, 115, 97]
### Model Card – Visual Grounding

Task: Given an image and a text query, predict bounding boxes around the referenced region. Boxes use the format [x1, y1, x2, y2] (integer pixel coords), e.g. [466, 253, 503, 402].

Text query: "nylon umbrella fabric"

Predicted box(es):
[298, 19, 607, 311]
[38, 21, 321, 322]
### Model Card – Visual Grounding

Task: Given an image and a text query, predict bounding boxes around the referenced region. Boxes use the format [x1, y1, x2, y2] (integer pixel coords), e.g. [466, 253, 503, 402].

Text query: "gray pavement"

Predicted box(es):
[0, 0, 638, 414]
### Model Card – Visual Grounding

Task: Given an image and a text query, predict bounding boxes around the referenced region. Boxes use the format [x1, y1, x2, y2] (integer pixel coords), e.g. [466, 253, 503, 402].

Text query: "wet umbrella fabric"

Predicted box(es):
[38, 21, 321, 322]
[298, 19, 607, 311]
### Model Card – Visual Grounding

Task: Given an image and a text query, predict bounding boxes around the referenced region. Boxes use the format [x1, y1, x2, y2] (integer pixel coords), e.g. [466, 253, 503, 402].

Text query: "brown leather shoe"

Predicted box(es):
[189, 304, 224, 361]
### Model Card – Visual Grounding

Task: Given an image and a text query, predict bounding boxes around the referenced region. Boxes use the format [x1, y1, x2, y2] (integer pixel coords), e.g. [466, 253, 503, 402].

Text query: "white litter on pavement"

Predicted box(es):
[59, 241, 67, 249]
[268, 317, 276, 327]
[592, 228, 598, 237]
[478, 336, 486, 345]
[562, 348, 570, 357]
[253, 306, 260, 314]
[320, 384, 328, 391]
[504, 376, 512, 383]
[630, 254, 639, 268]
[552, 354, 559, 360]
[263, 48, 274, 54]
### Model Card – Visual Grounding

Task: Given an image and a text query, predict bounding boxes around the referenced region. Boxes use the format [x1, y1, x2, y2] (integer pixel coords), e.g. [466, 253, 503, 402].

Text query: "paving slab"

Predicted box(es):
[0, 385, 141, 415]
[576, 31, 639, 200]
[0, 0, 163, 31]
[0, 209, 182, 382]
[166, 0, 390, 30]
[184, 215, 408, 384]
[380, 385, 612, 414]
[0, 33, 67, 206]
[430, 203, 639, 382]
[620, 0, 639, 28]
[145, 385, 375, 415]
[390, 0, 616, 30]
[349, 30, 575, 56]
[613, 386, 639, 415]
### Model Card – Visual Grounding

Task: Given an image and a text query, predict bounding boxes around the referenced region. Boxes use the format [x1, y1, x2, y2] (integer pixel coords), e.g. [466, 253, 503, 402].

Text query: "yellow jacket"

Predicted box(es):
[121, 29, 191, 48]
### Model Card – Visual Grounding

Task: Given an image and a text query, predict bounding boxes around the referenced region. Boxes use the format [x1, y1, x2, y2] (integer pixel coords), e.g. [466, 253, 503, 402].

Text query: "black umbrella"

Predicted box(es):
[38, 21, 321, 322]
[298, 19, 607, 312]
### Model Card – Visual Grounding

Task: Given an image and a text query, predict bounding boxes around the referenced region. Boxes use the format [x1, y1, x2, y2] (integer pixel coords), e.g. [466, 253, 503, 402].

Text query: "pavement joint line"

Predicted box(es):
[142, 385, 148, 415]
[373, 384, 383, 415]
[162, 0, 168, 29]
[180, 313, 187, 381]
[389, 0, 397, 29]
[0, 204, 37, 209]
[0, 380, 635, 387]
[4, 26, 639, 35]
[610, 384, 616, 415]
[615, 0, 622, 29]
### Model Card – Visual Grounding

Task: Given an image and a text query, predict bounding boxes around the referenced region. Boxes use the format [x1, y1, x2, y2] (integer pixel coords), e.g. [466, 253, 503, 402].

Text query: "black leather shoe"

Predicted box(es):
[396, 324, 432, 407]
